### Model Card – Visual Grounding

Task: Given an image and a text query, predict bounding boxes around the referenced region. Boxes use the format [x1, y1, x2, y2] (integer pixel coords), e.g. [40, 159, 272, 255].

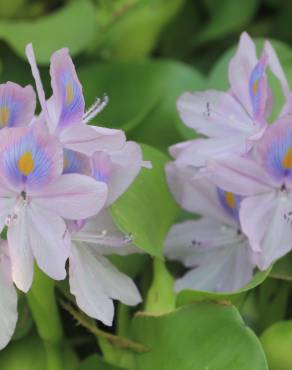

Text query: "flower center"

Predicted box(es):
[18, 151, 35, 176]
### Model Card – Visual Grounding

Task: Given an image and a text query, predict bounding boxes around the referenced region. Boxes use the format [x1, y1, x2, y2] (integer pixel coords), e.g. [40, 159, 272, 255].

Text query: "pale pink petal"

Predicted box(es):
[165, 162, 234, 226]
[175, 137, 249, 167]
[240, 192, 278, 253]
[165, 219, 254, 292]
[169, 140, 194, 159]
[34, 174, 108, 220]
[165, 218, 239, 263]
[27, 203, 68, 281]
[7, 207, 34, 292]
[59, 125, 126, 156]
[228, 32, 258, 116]
[264, 40, 290, 100]
[69, 242, 113, 325]
[73, 210, 140, 255]
[25, 44, 51, 125]
[243, 192, 292, 270]
[0, 241, 18, 350]
[50, 48, 84, 129]
[208, 154, 276, 195]
[177, 90, 254, 137]
[174, 240, 253, 292]
[104, 141, 143, 205]
[69, 242, 141, 325]
[0, 82, 36, 127]
[0, 196, 17, 231]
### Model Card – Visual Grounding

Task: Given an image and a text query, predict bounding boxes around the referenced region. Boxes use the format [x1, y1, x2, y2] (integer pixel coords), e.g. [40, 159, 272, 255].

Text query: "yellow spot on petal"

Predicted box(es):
[252, 80, 259, 95]
[66, 82, 74, 105]
[18, 151, 35, 176]
[0, 106, 10, 126]
[225, 192, 236, 209]
[282, 147, 292, 169]
[63, 156, 69, 170]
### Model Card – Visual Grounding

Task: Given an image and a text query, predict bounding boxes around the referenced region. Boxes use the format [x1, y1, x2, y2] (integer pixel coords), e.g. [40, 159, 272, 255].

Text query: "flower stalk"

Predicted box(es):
[27, 266, 65, 370]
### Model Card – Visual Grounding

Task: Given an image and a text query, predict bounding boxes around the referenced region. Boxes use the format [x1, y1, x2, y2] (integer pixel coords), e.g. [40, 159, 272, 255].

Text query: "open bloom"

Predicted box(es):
[66, 139, 147, 325]
[171, 32, 289, 168]
[208, 117, 292, 270]
[0, 126, 107, 292]
[0, 240, 17, 350]
[165, 163, 254, 292]
[25, 44, 126, 156]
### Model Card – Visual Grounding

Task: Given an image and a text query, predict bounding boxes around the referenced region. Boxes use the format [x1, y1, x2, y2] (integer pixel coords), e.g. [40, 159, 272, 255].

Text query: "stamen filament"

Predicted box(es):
[82, 95, 109, 123]
[73, 230, 132, 247]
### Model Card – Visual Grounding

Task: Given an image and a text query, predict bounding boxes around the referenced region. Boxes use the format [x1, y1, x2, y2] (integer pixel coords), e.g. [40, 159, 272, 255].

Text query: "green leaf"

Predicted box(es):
[130, 60, 205, 150]
[108, 254, 149, 279]
[0, 335, 78, 370]
[0, 1, 96, 64]
[130, 302, 268, 370]
[79, 60, 204, 149]
[176, 268, 271, 307]
[260, 320, 292, 370]
[79, 61, 161, 132]
[94, 0, 185, 60]
[78, 355, 125, 370]
[110, 144, 179, 257]
[11, 294, 33, 341]
[196, 0, 259, 44]
[270, 252, 292, 281]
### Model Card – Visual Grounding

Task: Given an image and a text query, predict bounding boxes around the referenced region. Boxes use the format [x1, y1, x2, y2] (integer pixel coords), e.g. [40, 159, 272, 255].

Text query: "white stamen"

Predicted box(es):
[5, 192, 28, 227]
[73, 229, 132, 247]
[82, 95, 109, 124]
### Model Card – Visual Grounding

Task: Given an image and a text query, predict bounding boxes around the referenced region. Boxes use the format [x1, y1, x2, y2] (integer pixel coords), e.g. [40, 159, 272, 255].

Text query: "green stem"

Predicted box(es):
[117, 303, 130, 337]
[61, 300, 149, 353]
[27, 266, 65, 370]
[145, 258, 176, 315]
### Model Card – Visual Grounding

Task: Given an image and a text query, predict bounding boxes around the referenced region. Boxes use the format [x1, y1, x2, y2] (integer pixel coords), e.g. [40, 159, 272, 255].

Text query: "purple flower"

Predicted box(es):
[165, 164, 254, 292]
[171, 32, 289, 168]
[208, 117, 292, 270]
[0, 126, 107, 292]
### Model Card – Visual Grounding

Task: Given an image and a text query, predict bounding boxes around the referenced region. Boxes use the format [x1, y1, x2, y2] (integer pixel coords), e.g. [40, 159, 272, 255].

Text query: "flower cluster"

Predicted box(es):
[165, 32, 292, 292]
[0, 44, 147, 349]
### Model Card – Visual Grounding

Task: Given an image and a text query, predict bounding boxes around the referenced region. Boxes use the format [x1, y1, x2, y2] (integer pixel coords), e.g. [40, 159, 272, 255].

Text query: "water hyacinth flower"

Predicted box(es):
[208, 118, 292, 270]
[25, 44, 126, 156]
[171, 32, 289, 168]
[67, 142, 146, 324]
[165, 163, 254, 292]
[0, 240, 17, 350]
[0, 126, 107, 292]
